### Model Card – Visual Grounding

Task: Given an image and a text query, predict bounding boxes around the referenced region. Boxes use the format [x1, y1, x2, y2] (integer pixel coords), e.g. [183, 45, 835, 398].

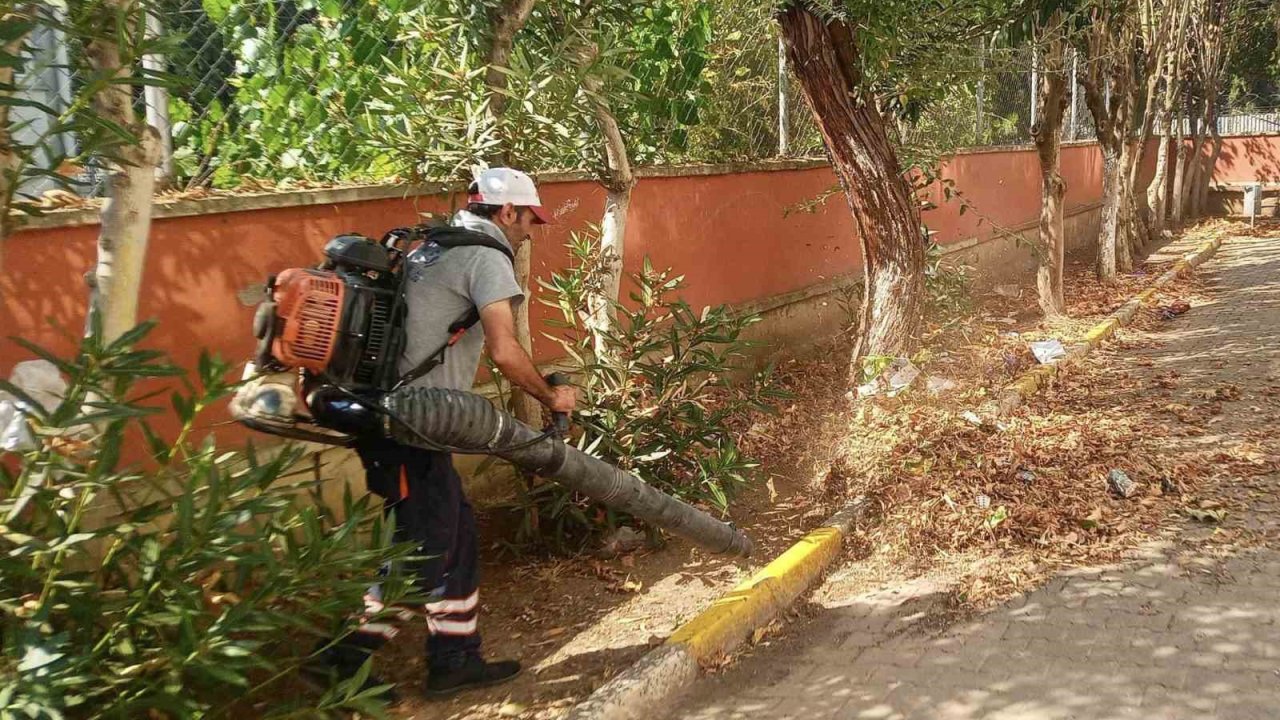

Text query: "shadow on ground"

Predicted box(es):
[672, 229, 1280, 720]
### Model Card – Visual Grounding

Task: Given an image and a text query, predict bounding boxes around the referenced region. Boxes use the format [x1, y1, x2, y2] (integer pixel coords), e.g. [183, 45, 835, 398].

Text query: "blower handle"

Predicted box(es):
[545, 372, 572, 436]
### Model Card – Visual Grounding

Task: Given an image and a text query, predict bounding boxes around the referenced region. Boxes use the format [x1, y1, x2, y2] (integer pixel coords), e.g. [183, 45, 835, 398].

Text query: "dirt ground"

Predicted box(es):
[671, 220, 1280, 720]
[379, 220, 1267, 719]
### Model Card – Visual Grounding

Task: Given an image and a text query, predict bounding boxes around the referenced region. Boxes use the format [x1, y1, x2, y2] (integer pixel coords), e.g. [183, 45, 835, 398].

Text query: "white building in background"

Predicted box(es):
[12, 6, 81, 198]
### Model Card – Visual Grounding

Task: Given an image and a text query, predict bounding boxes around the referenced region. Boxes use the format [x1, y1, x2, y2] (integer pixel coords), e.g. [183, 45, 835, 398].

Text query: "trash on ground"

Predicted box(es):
[926, 376, 958, 395]
[975, 494, 991, 509]
[858, 358, 920, 398]
[885, 358, 920, 395]
[594, 526, 646, 559]
[1016, 468, 1036, 484]
[1185, 507, 1226, 523]
[1030, 339, 1067, 365]
[1157, 301, 1191, 320]
[1107, 468, 1137, 498]
[0, 360, 67, 451]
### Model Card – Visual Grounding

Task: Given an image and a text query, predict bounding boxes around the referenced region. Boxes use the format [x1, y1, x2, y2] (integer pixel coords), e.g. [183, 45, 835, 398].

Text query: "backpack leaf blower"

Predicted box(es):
[230, 225, 753, 558]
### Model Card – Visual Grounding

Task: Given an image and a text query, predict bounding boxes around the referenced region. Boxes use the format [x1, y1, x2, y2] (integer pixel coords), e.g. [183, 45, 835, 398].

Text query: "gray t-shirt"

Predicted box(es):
[398, 211, 524, 391]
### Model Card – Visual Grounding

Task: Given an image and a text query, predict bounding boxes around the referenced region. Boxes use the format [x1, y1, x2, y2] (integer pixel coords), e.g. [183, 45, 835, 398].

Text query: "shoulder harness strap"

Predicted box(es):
[393, 226, 515, 389]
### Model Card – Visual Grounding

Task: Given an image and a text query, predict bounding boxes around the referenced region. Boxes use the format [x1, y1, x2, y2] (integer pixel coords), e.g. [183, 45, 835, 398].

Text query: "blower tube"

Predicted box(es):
[381, 386, 753, 558]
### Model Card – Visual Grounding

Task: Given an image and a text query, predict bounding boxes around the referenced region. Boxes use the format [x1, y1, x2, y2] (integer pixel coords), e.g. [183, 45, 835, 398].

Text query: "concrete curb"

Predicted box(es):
[566, 498, 870, 720]
[996, 234, 1227, 414]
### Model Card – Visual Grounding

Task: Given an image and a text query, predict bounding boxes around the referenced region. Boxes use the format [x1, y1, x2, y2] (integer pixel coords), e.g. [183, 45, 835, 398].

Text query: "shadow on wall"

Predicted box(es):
[1214, 134, 1280, 185]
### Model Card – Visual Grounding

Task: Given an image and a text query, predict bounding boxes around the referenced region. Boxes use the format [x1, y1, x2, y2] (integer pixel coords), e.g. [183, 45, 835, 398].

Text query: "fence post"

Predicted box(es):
[1030, 45, 1039, 132]
[142, 8, 173, 185]
[975, 41, 986, 143]
[777, 34, 789, 157]
[1068, 48, 1078, 141]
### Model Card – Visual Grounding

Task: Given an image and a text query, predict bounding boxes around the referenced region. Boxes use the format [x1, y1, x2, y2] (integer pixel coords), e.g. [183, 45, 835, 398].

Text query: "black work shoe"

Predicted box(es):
[424, 656, 522, 697]
[301, 642, 400, 704]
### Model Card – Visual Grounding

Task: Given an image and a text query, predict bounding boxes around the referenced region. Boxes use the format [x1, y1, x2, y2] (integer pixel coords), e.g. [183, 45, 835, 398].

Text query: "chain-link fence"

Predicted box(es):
[17, 2, 1208, 198]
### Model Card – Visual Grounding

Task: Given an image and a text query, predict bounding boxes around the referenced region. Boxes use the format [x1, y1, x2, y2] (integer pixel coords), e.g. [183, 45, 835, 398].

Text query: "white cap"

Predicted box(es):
[470, 167, 551, 224]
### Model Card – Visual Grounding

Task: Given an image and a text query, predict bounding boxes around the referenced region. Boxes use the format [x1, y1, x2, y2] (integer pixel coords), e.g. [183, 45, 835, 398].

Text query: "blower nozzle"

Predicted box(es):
[381, 386, 753, 558]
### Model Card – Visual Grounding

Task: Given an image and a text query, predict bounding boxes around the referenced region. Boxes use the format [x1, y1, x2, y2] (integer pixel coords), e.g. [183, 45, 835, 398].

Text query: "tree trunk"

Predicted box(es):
[1116, 139, 1140, 271]
[1170, 93, 1191, 229]
[1033, 15, 1068, 318]
[1186, 97, 1210, 219]
[1194, 92, 1221, 216]
[0, 3, 36, 245]
[509, 241, 543, 426]
[777, 5, 924, 379]
[1147, 0, 1192, 242]
[483, 0, 540, 426]
[1129, 74, 1162, 251]
[1149, 116, 1172, 238]
[580, 44, 636, 358]
[1077, 8, 1139, 280]
[85, 0, 161, 341]
[485, 0, 537, 129]
[1097, 145, 1121, 280]
[1199, 122, 1223, 215]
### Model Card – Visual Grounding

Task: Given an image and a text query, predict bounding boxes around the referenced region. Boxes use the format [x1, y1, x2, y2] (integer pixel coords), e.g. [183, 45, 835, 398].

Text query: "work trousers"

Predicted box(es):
[351, 437, 482, 671]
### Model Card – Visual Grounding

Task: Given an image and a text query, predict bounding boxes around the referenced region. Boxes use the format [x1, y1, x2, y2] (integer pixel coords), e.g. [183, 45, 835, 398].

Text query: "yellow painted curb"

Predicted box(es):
[567, 498, 868, 720]
[997, 234, 1226, 413]
[668, 525, 845, 659]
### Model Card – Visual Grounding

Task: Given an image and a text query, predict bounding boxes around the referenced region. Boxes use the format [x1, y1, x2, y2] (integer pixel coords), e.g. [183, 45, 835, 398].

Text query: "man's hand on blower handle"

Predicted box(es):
[479, 299, 577, 417]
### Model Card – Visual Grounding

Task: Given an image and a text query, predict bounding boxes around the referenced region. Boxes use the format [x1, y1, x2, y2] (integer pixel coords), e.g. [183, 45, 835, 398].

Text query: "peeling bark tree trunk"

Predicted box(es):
[1185, 98, 1210, 219]
[777, 5, 924, 378]
[580, 53, 635, 358]
[0, 3, 36, 245]
[1097, 146, 1121, 279]
[1147, 0, 1193, 241]
[1170, 93, 1192, 230]
[483, 0, 540, 427]
[1199, 119, 1222, 214]
[1150, 114, 1173, 238]
[485, 0, 537, 141]
[1032, 15, 1068, 318]
[1078, 8, 1140, 280]
[85, 0, 161, 341]
[1116, 140, 1138, 272]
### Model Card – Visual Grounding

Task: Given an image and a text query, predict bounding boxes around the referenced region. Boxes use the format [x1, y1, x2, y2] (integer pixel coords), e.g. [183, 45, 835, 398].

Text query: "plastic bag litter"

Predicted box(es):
[1030, 339, 1067, 365]
[0, 360, 67, 451]
[926, 376, 958, 395]
[858, 358, 921, 398]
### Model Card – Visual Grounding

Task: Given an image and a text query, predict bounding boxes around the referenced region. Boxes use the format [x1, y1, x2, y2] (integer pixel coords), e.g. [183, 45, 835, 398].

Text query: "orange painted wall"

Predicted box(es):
[1209, 134, 1280, 184]
[0, 143, 1109, 451]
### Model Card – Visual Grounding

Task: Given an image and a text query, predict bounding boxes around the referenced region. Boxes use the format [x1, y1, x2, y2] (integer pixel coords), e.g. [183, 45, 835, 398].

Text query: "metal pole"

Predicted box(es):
[1030, 45, 1039, 132]
[1069, 49, 1079, 141]
[142, 9, 173, 185]
[976, 42, 986, 143]
[777, 35, 789, 157]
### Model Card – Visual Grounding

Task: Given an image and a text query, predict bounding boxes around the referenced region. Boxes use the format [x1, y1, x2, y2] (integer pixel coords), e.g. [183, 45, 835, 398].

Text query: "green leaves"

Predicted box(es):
[0, 328, 413, 718]
[519, 228, 785, 551]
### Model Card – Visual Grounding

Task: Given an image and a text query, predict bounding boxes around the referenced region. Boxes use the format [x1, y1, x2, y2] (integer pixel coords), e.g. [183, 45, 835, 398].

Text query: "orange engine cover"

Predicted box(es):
[271, 268, 345, 372]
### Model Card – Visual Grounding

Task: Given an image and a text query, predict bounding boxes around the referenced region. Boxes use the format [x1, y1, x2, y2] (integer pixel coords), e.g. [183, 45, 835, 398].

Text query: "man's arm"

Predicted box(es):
[479, 299, 576, 413]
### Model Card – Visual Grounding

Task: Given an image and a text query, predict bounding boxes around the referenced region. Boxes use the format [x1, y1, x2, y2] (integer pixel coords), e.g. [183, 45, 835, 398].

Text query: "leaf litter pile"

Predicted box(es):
[752, 220, 1277, 609]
